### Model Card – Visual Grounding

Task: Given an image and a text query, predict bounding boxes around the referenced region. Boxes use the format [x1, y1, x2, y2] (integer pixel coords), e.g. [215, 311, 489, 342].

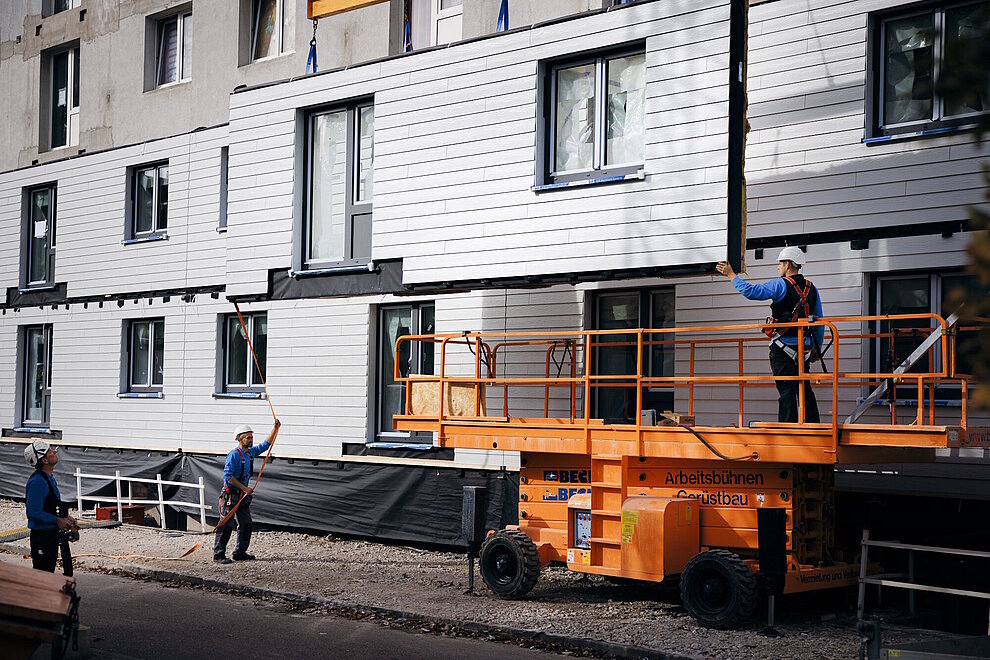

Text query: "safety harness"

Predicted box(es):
[763, 275, 814, 340]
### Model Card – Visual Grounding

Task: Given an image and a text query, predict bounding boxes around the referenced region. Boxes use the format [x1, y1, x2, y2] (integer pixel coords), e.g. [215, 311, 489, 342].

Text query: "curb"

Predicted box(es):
[111, 564, 694, 660]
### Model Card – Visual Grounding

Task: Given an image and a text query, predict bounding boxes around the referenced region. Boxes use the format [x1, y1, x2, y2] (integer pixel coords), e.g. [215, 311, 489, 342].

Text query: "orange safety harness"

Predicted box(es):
[762, 275, 814, 340]
[75, 303, 278, 561]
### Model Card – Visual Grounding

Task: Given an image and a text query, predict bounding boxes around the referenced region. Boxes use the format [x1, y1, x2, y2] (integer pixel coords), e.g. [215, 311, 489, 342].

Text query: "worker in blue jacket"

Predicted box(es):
[24, 440, 76, 572]
[716, 247, 824, 423]
[214, 420, 279, 564]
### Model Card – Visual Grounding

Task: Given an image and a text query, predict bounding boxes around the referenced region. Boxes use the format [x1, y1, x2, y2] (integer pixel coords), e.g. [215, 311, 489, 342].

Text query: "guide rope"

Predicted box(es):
[74, 303, 279, 561]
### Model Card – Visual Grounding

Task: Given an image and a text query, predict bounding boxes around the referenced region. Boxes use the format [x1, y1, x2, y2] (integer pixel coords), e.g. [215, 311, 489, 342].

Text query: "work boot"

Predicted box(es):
[214, 556, 232, 565]
[232, 552, 255, 561]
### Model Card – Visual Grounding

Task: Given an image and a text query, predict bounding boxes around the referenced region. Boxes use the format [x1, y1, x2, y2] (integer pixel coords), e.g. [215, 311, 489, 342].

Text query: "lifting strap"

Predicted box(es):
[403, 0, 413, 52]
[497, 0, 508, 32]
[306, 19, 319, 74]
[76, 302, 279, 562]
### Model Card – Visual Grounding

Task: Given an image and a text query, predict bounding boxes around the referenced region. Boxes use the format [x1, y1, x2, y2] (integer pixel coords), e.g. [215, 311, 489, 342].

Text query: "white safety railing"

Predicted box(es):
[74, 468, 211, 533]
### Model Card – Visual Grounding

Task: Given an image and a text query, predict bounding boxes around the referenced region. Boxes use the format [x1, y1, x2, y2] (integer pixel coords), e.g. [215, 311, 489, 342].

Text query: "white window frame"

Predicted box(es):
[49, 46, 80, 150]
[128, 319, 165, 392]
[545, 46, 646, 185]
[431, 0, 463, 46]
[155, 10, 192, 88]
[223, 313, 267, 393]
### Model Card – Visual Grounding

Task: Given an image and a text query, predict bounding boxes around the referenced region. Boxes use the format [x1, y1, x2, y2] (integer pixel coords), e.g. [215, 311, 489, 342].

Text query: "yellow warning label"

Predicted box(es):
[621, 510, 639, 525]
[580, 549, 590, 565]
[620, 509, 638, 543]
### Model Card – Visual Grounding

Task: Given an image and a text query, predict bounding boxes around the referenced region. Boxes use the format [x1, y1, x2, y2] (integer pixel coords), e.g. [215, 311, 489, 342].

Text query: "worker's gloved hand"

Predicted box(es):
[274, 419, 281, 430]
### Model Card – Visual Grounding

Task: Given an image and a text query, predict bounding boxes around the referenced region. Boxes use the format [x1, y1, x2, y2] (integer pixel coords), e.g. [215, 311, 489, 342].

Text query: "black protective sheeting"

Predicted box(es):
[0, 442, 518, 547]
[4, 282, 68, 308]
[269, 260, 405, 301]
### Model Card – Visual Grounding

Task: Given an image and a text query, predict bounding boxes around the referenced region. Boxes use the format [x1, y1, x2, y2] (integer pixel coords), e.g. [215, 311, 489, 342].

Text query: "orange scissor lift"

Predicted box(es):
[392, 313, 979, 627]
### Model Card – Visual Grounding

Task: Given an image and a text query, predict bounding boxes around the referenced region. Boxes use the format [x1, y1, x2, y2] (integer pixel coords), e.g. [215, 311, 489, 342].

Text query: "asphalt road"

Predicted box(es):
[61, 571, 570, 659]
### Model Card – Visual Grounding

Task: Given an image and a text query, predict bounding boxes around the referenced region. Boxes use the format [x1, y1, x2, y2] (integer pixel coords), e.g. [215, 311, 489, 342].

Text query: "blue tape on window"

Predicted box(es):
[116, 392, 164, 399]
[213, 392, 266, 400]
[122, 234, 168, 245]
[367, 442, 435, 450]
[532, 170, 644, 192]
[13, 427, 54, 434]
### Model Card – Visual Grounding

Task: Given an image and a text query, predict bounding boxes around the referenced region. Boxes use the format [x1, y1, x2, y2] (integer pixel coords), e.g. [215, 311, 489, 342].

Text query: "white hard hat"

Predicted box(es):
[777, 246, 805, 266]
[24, 440, 50, 466]
[234, 424, 253, 440]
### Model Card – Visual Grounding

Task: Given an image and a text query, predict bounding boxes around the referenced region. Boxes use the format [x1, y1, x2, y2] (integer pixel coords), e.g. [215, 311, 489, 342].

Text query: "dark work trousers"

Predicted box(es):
[30, 529, 59, 572]
[770, 343, 820, 423]
[214, 492, 253, 559]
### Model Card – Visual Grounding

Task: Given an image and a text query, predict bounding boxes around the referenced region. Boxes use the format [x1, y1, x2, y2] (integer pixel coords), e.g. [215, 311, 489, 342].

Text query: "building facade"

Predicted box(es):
[0, 0, 988, 541]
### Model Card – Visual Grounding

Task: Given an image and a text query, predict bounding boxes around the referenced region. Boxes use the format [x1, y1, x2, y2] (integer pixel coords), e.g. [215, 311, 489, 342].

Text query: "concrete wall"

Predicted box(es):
[0, 0, 391, 173]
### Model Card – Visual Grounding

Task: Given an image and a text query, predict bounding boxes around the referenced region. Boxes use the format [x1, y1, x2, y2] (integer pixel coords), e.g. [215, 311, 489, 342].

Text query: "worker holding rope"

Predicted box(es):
[24, 440, 77, 573]
[214, 420, 280, 564]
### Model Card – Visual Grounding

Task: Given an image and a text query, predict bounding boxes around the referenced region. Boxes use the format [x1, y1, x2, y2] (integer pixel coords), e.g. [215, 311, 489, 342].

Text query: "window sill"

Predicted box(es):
[19, 283, 57, 294]
[863, 122, 983, 146]
[147, 79, 192, 93]
[122, 234, 168, 246]
[367, 441, 435, 450]
[240, 51, 295, 68]
[12, 426, 56, 434]
[532, 169, 645, 192]
[216, 226, 228, 234]
[213, 392, 267, 400]
[117, 392, 164, 399]
[290, 262, 375, 278]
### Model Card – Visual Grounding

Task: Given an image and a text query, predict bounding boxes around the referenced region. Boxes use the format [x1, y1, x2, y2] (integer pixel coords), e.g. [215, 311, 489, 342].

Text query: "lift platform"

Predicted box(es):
[392, 314, 983, 627]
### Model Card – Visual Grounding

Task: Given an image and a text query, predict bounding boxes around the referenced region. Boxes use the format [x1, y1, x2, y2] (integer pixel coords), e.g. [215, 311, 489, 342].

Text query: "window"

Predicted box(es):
[44, 0, 79, 17]
[377, 303, 434, 438]
[127, 319, 165, 392]
[129, 162, 169, 238]
[24, 184, 57, 288]
[251, 0, 295, 61]
[543, 47, 646, 185]
[218, 147, 229, 231]
[156, 10, 192, 87]
[21, 325, 53, 427]
[869, 1, 990, 138]
[591, 289, 674, 423]
[222, 313, 267, 393]
[45, 46, 80, 150]
[406, 0, 462, 50]
[305, 102, 374, 268]
[873, 272, 988, 398]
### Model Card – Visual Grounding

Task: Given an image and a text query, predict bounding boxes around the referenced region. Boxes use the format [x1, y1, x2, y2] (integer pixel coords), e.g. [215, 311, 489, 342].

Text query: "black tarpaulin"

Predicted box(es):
[0, 442, 518, 547]
[268, 260, 405, 301]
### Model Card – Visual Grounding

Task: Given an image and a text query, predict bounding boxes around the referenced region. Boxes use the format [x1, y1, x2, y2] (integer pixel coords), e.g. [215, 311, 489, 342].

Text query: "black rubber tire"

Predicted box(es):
[479, 529, 541, 599]
[679, 549, 757, 629]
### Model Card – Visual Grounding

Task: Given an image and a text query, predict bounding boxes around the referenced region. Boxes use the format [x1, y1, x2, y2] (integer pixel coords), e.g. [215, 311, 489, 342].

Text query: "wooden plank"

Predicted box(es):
[309, 0, 388, 20]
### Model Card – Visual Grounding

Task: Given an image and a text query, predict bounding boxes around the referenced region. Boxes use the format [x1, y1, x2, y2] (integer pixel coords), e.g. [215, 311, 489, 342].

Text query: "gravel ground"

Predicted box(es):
[0, 499, 949, 659]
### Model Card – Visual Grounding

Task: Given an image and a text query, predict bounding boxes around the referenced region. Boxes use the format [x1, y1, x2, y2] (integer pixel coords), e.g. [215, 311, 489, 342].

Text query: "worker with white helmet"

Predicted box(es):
[716, 248, 824, 423]
[214, 419, 280, 564]
[24, 440, 76, 572]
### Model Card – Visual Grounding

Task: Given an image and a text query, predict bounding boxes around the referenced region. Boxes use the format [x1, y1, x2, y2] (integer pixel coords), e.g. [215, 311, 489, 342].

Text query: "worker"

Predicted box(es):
[24, 440, 76, 572]
[214, 420, 279, 564]
[715, 247, 824, 423]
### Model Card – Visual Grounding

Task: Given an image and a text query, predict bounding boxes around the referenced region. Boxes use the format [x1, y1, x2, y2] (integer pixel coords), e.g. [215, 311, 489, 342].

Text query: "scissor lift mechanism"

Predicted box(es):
[393, 314, 980, 627]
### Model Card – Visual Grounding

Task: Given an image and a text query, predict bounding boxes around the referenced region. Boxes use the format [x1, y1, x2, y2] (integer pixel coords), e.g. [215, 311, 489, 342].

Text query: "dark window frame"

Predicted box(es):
[20, 324, 54, 428]
[126, 318, 165, 393]
[302, 100, 374, 271]
[21, 182, 58, 290]
[866, 0, 990, 139]
[870, 270, 986, 400]
[218, 146, 229, 231]
[221, 312, 268, 394]
[376, 301, 435, 441]
[539, 43, 647, 186]
[589, 287, 675, 423]
[127, 161, 169, 240]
